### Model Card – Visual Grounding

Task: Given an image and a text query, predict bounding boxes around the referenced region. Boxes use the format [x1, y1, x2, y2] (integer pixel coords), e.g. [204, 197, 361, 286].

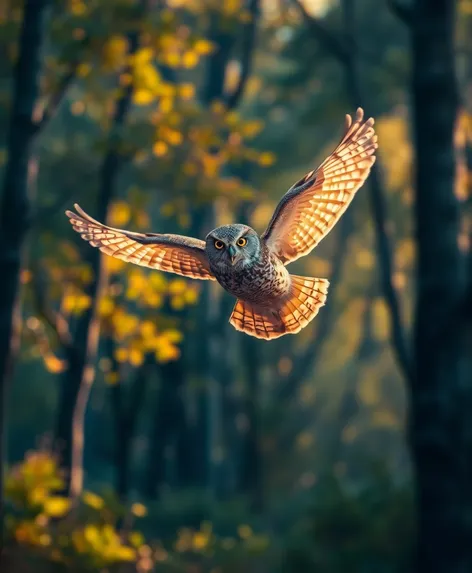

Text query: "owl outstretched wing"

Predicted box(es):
[66, 204, 215, 280]
[261, 108, 378, 265]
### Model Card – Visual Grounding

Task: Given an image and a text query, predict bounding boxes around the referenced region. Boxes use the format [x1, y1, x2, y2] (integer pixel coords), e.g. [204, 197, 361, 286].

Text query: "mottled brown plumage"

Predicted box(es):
[66, 108, 377, 340]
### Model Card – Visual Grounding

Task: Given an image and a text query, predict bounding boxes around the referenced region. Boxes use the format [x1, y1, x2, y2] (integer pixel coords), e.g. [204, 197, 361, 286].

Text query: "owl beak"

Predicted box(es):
[228, 245, 238, 265]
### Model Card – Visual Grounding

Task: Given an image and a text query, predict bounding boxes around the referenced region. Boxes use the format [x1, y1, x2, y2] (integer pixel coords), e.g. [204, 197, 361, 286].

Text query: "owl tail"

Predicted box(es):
[229, 275, 329, 340]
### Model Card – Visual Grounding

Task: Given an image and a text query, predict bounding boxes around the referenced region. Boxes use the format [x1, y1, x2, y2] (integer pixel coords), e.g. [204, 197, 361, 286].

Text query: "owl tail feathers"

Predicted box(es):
[229, 275, 329, 341]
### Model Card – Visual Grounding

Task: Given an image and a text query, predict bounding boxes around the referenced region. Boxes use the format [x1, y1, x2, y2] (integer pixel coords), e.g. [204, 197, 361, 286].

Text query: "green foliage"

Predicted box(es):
[283, 470, 414, 573]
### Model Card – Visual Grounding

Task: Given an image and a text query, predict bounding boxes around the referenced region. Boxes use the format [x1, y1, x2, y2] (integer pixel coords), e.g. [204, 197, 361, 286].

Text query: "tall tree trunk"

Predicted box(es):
[0, 0, 49, 556]
[410, 1, 467, 572]
[55, 26, 141, 499]
[144, 357, 186, 498]
[239, 335, 264, 512]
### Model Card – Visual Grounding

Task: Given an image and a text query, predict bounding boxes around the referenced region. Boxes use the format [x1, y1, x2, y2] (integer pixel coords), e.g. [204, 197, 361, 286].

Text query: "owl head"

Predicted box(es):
[205, 224, 260, 270]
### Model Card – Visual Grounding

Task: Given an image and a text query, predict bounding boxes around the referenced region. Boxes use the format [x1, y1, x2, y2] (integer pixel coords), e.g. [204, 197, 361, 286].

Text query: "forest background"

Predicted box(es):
[0, 0, 471, 572]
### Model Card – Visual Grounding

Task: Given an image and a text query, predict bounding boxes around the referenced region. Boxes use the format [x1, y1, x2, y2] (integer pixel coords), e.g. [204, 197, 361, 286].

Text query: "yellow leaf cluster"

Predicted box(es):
[5, 452, 65, 516]
[108, 200, 131, 227]
[43, 496, 71, 518]
[72, 524, 136, 565]
[62, 291, 91, 315]
[44, 353, 67, 374]
[102, 35, 129, 71]
[82, 490, 105, 510]
[131, 502, 147, 517]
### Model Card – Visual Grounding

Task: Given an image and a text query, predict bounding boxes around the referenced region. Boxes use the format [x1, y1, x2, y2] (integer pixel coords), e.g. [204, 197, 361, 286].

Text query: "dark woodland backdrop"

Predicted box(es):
[0, 0, 471, 572]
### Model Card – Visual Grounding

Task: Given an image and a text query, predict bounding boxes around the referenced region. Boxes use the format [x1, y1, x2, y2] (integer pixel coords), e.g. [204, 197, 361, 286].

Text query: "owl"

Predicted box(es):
[66, 108, 377, 340]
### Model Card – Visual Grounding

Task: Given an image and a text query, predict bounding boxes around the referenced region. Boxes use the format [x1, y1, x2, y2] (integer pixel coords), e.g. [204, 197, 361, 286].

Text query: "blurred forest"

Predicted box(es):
[0, 0, 471, 572]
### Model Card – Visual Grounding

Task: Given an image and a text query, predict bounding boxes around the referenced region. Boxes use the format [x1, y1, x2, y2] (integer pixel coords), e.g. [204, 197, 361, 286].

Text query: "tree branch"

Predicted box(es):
[30, 266, 73, 350]
[32, 37, 89, 134]
[387, 0, 412, 26]
[295, 0, 412, 383]
[291, 0, 349, 64]
[224, 0, 261, 110]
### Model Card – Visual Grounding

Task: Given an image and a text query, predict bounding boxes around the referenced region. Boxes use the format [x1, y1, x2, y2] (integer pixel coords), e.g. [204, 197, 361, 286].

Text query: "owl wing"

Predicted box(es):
[66, 204, 215, 280]
[261, 108, 378, 265]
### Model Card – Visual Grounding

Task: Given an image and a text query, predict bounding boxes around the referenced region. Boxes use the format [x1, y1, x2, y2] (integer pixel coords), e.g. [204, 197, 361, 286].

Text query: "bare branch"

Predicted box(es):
[33, 68, 77, 133]
[291, 0, 349, 64]
[387, 0, 412, 26]
[30, 266, 73, 350]
[224, 0, 261, 110]
[295, 0, 412, 383]
[32, 37, 89, 134]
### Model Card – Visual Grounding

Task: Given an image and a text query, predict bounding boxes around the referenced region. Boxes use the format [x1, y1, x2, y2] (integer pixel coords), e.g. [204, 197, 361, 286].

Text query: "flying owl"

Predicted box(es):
[66, 108, 377, 340]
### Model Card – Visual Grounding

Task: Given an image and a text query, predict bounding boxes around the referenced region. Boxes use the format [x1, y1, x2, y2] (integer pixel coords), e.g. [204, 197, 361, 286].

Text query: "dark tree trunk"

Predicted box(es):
[239, 335, 264, 512]
[55, 27, 141, 498]
[144, 358, 186, 498]
[410, 1, 467, 572]
[113, 358, 150, 500]
[0, 0, 49, 556]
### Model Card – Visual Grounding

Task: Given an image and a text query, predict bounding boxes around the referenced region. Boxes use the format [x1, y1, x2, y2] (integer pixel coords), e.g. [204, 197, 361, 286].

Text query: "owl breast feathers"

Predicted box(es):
[66, 108, 377, 340]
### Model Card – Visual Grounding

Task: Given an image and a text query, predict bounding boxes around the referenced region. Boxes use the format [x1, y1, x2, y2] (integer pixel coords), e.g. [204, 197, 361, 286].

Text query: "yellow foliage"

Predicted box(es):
[163, 52, 181, 67]
[77, 63, 91, 77]
[105, 371, 119, 385]
[72, 523, 136, 565]
[43, 497, 71, 518]
[371, 297, 390, 342]
[133, 89, 154, 105]
[155, 339, 180, 363]
[98, 296, 115, 317]
[184, 287, 199, 304]
[170, 295, 186, 311]
[376, 114, 412, 191]
[143, 291, 163, 307]
[82, 491, 105, 510]
[182, 50, 199, 68]
[44, 353, 67, 374]
[159, 97, 173, 113]
[115, 348, 128, 362]
[372, 409, 399, 428]
[131, 503, 148, 517]
[237, 524, 253, 539]
[258, 152, 276, 166]
[71, 0, 87, 16]
[166, 129, 183, 146]
[149, 273, 167, 291]
[129, 348, 144, 367]
[241, 119, 264, 138]
[140, 320, 156, 338]
[168, 279, 186, 295]
[193, 39, 214, 55]
[192, 531, 210, 550]
[63, 293, 92, 314]
[356, 248, 375, 270]
[162, 329, 183, 344]
[153, 141, 168, 157]
[179, 83, 196, 100]
[109, 201, 131, 226]
[358, 374, 381, 406]
[102, 35, 129, 70]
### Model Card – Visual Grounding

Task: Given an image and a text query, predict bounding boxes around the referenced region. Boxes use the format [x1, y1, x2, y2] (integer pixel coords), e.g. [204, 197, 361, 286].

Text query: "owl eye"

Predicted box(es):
[214, 240, 225, 250]
[237, 237, 247, 247]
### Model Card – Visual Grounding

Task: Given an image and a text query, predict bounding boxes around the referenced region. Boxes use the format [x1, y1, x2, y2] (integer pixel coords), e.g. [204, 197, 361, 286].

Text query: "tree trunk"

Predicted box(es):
[0, 0, 49, 556]
[144, 358, 186, 498]
[55, 27, 141, 498]
[410, 1, 467, 572]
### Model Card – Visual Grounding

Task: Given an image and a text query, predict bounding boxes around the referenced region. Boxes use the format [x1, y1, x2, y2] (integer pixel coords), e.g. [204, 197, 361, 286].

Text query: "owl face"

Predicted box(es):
[205, 224, 260, 270]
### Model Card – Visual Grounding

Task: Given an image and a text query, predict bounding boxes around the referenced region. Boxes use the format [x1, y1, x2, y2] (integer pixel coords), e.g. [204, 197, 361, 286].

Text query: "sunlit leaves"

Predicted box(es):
[108, 200, 131, 227]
